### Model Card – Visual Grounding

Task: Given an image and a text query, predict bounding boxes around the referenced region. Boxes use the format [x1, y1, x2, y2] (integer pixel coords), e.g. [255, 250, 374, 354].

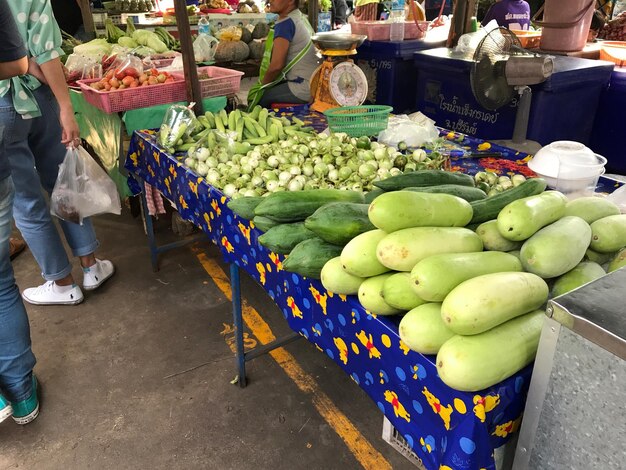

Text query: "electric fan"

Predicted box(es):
[470, 27, 554, 153]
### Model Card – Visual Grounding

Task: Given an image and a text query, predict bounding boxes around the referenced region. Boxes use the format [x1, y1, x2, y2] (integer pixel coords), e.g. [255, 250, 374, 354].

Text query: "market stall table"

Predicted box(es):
[122, 107, 625, 469]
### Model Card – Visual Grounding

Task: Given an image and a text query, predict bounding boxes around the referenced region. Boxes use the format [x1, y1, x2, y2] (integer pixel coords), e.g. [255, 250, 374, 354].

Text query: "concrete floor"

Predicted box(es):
[0, 207, 415, 470]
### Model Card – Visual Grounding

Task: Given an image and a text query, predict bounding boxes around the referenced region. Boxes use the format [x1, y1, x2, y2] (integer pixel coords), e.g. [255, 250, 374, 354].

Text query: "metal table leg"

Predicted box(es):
[140, 181, 160, 272]
[230, 263, 247, 388]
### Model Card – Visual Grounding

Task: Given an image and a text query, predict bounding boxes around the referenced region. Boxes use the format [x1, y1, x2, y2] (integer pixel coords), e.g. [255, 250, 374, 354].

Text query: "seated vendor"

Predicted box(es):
[482, 0, 531, 30]
[252, 0, 320, 108]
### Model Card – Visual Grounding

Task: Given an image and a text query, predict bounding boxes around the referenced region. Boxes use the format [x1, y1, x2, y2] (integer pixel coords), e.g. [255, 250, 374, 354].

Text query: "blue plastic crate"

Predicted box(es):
[413, 48, 614, 144]
[589, 68, 626, 174]
[355, 39, 444, 114]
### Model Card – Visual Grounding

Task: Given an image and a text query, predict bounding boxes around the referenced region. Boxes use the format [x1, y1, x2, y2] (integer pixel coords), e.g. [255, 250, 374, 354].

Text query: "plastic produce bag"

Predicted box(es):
[50, 146, 121, 225]
[158, 105, 198, 151]
[452, 20, 499, 58]
[606, 184, 626, 213]
[193, 34, 219, 62]
[378, 114, 440, 149]
[110, 54, 144, 79]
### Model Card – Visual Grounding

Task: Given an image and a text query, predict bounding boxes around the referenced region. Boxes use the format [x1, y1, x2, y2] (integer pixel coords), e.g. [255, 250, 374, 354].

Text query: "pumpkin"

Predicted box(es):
[215, 41, 250, 62]
[253, 22, 270, 39]
[249, 39, 266, 60]
[240, 27, 253, 44]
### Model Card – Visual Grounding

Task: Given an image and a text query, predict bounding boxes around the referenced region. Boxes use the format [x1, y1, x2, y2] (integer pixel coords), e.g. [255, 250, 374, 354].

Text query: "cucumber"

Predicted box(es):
[358, 273, 403, 316]
[258, 222, 316, 255]
[608, 248, 626, 273]
[305, 203, 375, 246]
[520, 216, 592, 279]
[340, 229, 390, 277]
[399, 303, 455, 355]
[254, 189, 365, 223]
[373, 170, 475, 191]
[411, 251, 522, 302]
[469, 178, 547, 224]
[402, 184, 487, 202]
[368, 191, 473, 233]
[321, 257, 365, 295]
[227, 197, 263, 220]
[381, 272, 426, 311]
[497, 191, 568, 241]
[590, 214, 626, 253]
[282, 238, 343, 279]
[252, 216, 280, 232]
[441, 272, 548, 335]
[551, 261, 605, 297]
[436, 310, 544, 392]
[476, 220, 523, 252]
[564, 196, 620, 224]
[376, 227, 483, 272]
[364, 188, 385, 204]
[584, 248, 615, 265]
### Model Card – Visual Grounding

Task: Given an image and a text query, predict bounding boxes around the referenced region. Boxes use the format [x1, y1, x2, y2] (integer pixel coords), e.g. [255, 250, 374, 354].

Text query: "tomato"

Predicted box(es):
[124, 67, 139, 78]
[109, 77, 120, 89]
[105, 70, 115, 80]
[147, 76, 159, 86]
[115, 69, 126, 80]
[138, 73, 148, 84]
[121, 76, 134, 87]
[156, 73, 167, 84]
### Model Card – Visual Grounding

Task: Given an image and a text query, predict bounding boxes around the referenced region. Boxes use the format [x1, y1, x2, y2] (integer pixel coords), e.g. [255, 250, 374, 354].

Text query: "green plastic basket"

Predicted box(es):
[324, 105, 393, 137]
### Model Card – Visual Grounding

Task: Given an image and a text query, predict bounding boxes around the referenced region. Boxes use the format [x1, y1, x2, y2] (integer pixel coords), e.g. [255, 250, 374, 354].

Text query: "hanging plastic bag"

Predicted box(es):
[50, 146, 122, 225]
[193, 34, 219, 62]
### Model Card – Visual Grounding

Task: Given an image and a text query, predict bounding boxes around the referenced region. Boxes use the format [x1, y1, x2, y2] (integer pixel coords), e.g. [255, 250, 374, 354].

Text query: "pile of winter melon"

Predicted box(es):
[318, 171, 626, 391]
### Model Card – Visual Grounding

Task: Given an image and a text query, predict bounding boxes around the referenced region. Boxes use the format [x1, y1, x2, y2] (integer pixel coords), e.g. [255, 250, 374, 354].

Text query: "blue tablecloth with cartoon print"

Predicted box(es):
[124, 106, 622, 469]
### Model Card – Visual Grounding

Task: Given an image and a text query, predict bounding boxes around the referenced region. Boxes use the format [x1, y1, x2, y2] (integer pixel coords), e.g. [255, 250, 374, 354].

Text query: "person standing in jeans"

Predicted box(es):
[0, 0, 115, 307]
[0, 0, 40, 426]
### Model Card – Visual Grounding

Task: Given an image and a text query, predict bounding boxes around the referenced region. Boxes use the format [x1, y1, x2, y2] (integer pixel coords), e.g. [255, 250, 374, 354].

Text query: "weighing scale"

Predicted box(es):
[310, 33, 369, 113]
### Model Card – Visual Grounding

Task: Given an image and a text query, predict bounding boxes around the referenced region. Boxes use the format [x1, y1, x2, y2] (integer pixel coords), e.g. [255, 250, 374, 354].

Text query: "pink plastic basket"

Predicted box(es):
[197, 66, 245, 98]
[77, 77, 187, 114]
[351, 21, 428, 41]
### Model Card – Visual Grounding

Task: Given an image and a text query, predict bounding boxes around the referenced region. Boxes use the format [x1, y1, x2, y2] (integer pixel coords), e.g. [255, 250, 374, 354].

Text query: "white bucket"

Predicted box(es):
[538, 0, 595, 52]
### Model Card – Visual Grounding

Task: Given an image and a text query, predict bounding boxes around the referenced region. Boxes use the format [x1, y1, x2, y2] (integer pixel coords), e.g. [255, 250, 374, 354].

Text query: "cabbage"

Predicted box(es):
[73, 39, 112, 59]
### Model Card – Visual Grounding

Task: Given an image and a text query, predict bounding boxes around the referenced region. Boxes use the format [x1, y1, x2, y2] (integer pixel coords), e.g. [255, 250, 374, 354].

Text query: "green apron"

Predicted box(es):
[247, 12, 313, 111]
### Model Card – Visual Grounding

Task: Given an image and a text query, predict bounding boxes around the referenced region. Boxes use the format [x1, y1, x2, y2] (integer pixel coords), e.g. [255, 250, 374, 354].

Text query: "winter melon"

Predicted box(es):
[399, 303, 454, 355]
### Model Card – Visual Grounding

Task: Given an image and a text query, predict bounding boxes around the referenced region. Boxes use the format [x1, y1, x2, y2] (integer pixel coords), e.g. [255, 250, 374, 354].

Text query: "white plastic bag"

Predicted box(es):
[452, 20, 499, 58]
[606, 183, 626, 213]
[378, 115, 440, 149]
[50, 146, 121, 225]
[193, 34, 219, 62]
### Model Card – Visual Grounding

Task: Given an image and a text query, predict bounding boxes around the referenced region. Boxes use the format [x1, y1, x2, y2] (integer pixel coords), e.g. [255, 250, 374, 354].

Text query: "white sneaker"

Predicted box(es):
[82, 259, 115, 291]
[22, 281, 84, 306]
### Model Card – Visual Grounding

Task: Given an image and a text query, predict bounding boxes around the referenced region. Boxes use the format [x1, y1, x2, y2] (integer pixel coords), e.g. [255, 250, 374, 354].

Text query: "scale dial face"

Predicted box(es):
[329, 61, 368, 107]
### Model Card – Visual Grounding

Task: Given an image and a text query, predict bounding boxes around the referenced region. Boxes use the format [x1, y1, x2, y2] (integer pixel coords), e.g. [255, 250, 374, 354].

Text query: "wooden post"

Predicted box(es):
[78, 0, 96, 39]
[308, 0, 319, 32]
[174, 0, 204, 115]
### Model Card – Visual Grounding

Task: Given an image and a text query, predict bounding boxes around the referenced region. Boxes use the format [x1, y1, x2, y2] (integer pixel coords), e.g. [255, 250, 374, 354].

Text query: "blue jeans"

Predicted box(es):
[0, 176, 36, 402]
[2, 86, 99, 282]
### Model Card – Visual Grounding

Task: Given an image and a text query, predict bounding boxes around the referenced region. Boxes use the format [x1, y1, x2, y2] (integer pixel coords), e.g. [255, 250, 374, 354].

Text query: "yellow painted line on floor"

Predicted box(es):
[194, 249, 392, 470]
